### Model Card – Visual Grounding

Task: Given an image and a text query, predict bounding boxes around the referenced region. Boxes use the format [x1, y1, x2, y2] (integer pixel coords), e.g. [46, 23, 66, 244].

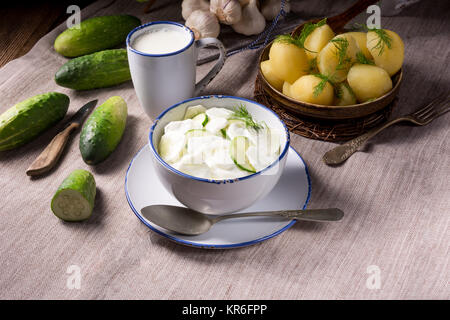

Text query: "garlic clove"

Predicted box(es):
[182, 0, 210, 20]
[185, 10, 221, 40]
[232, 0, 266, 36]
[261, 0, 291, 21]
[210, 0, 242, 25]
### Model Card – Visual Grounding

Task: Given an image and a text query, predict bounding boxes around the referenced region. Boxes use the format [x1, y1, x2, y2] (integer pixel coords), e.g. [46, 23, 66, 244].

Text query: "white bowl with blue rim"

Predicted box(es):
[149, 95, 290, 215]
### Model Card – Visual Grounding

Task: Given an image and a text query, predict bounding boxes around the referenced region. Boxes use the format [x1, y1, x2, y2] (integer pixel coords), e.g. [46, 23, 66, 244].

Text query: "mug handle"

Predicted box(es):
[194, 38, 226, 96]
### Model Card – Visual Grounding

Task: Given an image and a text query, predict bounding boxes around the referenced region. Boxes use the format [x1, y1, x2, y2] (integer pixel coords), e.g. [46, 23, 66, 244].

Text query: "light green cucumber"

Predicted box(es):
[184, 105, 207, 119]
[229, 136, 256, 173]
[192, 113, 209, 127]
[0, 92, 69, 151]
[51, 169, 96, 222]
[55, 49, 131, 90]
[54, 15, 141, 57]
[79, 96, 127, 165]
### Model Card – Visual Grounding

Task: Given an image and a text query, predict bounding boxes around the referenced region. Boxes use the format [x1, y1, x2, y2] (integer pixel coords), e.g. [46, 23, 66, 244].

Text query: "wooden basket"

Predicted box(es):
[254, 74, 397, 142]
[253, 0, 402, 141]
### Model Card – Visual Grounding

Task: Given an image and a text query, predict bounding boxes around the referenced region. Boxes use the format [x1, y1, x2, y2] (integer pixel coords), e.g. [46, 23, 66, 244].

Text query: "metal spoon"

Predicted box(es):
[140, 205, 344, 236]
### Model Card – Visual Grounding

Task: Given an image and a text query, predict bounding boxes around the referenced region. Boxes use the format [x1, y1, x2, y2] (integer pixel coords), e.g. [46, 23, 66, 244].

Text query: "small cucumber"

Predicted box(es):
[51, 169, 96, 221]
[230, 136, 256, 173]
[55, 49, 131, 90]
[54, 15, 141, 57]
[79, 96, 127, 165]
[184, 105, 207, 119]
[0, 92, 69, 151]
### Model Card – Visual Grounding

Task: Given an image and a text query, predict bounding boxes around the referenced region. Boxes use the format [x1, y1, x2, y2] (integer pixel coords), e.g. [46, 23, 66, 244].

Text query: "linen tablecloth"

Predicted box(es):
[0, 0, 448, 299]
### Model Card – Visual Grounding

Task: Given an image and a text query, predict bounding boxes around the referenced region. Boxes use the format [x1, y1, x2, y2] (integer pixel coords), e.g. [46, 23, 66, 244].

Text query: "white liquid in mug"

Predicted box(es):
[132, 28, 191, 54]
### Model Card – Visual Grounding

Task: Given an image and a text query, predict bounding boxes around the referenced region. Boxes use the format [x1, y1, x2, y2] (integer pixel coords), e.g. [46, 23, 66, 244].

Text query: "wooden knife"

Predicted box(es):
[26, 99, 98, 176]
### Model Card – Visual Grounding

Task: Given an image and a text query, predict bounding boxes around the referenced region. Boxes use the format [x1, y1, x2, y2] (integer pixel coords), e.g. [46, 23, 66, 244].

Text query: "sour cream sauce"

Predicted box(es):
[159, 106, 281, 180]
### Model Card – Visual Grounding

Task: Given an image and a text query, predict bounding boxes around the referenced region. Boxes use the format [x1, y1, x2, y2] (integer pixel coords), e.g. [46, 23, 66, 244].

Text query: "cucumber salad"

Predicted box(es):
[158, 105, 282, 180]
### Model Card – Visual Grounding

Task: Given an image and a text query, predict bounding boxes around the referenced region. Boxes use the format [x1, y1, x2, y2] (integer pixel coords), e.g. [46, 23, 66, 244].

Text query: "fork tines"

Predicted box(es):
[412, 92, 450, 121]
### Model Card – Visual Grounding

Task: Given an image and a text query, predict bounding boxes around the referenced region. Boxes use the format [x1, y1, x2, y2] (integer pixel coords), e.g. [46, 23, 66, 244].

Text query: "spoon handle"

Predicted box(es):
[213, 208, 344, 223]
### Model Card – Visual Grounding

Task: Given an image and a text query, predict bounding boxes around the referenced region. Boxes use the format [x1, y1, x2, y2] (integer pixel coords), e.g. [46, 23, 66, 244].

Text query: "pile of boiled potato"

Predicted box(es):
[261, 20, 405, 106]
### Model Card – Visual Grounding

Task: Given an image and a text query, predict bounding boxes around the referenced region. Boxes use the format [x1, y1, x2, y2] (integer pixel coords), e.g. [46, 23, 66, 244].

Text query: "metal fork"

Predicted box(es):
[323, 92, 450, 165]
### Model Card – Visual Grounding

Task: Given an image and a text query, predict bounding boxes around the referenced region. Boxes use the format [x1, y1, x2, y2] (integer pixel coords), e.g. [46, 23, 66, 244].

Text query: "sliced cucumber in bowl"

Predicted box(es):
[184, 105, 207, 119]
[185, 128, 213, 139]
[192, 113, 209, 127]
[229, 136, 256, 173]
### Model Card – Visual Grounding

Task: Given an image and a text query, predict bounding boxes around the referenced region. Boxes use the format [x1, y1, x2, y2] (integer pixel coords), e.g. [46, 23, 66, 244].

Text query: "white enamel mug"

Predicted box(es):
[126, 21, 226, 119]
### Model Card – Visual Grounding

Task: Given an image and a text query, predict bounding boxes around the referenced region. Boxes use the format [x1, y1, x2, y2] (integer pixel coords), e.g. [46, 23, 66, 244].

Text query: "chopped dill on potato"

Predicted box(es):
[368, 28, 392, 56]
[308, 57, 318, 72]
[356, 51, 375, 65]
[274, 18, 327, 52]
[312, 74, 331, 97]
[298, 18, 327, 50]
[331, 37, 351, 70]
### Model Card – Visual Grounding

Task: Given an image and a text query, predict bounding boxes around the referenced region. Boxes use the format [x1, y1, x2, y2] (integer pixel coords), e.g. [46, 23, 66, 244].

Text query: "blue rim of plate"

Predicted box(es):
[126, 21, 195, 58]
[149, 95, 291, 185]
[124, 145, 312, 249]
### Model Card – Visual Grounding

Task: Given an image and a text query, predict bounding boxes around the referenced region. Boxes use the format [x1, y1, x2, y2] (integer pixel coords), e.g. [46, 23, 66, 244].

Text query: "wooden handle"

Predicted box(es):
[292, 0, 379, 36]
[327, 0, 379, 31]
[26, 122, 79, 176]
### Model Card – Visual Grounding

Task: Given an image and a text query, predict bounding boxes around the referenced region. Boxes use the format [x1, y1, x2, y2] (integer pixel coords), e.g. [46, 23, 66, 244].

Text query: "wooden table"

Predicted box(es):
[0, 1, 93, 68]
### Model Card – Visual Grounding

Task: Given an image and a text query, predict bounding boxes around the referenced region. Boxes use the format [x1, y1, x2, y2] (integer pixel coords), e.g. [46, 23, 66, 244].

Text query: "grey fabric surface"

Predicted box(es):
[0, 0, 448, 299]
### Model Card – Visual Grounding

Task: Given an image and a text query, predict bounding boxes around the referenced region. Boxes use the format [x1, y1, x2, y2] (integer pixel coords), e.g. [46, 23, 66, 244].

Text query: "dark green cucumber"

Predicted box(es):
[54, 15, 141, 57]
[55, 49, 131, 90]
[0, 92, 69, 151]
[79, 96, 127, 165]
[51, 169, 96, 221]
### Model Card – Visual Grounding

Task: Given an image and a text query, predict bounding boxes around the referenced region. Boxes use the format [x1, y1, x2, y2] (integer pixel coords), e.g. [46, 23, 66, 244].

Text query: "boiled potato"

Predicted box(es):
[260, 60, 284, 91]
[347, 64, 393, 102]
[344, 32, 372, 60]
[334, 82, 357, 106]
[282, 81, 293, 97]
[290, 75, 334, 105]
[269, 41, 309, 83]
[317, 34, 359, 82]
[367, 29, 404, 76]
[304, 24, 335, 61]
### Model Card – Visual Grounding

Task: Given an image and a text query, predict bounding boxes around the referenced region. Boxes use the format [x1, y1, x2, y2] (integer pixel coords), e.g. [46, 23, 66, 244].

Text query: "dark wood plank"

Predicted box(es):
[0, 1, 94, 68]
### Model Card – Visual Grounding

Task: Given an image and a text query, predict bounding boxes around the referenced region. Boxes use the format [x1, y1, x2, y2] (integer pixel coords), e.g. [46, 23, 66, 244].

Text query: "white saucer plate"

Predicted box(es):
[125, 145, 311, 249]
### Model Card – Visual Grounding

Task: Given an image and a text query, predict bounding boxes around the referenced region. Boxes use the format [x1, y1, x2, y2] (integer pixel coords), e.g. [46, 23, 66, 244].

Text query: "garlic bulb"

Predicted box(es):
[186, 10, 221, 39]
[261, 0, 291, 21]
[232, 0, 266, 36]
[210, 0, 242, 25]
[182, 0, 210, 20]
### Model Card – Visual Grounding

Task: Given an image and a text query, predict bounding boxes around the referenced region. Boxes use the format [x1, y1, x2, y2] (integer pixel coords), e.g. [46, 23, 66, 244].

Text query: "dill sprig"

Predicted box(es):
[331, 37, 351, 70]
[356, 51, 375, 65]
[298, 18, 327, 49]
[274, 18, 327, 52]
[231, 105, 263, 131]
[368, 28, 392, 56]
[313, 74, 331, 97]
[335, 82, 356, 100]
[274, 34, 305, 50]
[334, 83, 343, 99]
[308, 57, 318, 73]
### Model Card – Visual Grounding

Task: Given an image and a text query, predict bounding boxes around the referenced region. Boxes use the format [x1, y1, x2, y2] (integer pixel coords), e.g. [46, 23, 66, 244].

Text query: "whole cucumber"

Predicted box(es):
[79, 96, 127, 165]
[51, 169, 96, 221]
[55, 49, 131, 90]
[0, 92, 69, 151]
[54, 15, 141, 57]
